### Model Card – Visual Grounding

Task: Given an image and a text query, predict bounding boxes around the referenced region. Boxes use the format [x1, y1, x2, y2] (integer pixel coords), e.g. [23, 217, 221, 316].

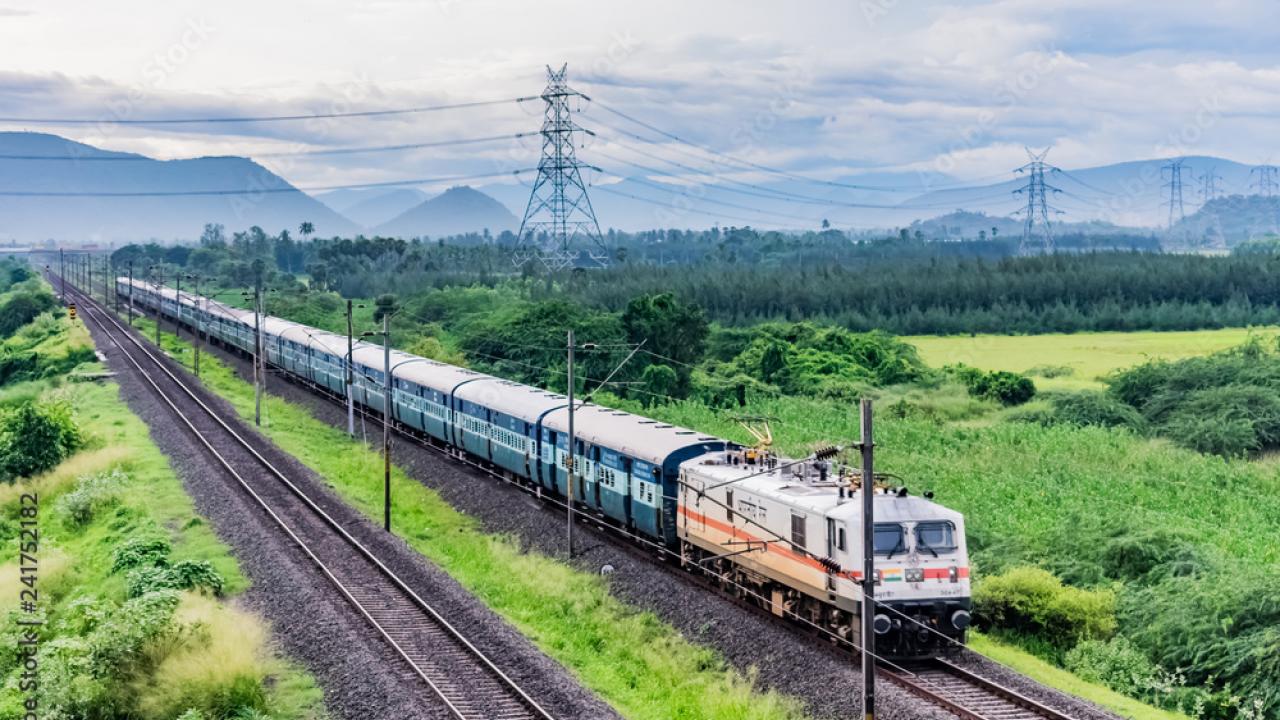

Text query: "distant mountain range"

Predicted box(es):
[0, 132, 522, 244]
[0, 132, 357, 243]
[1, 131, 1274, 243]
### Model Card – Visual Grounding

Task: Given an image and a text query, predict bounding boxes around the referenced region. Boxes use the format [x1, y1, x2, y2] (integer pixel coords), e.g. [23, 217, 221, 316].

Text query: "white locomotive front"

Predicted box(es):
[677, 448, 971, 657]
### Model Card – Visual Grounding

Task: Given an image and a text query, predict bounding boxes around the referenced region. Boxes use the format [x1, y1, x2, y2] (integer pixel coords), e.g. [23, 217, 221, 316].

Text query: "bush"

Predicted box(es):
[1064, 636, 1158, 698]
[0, 290, 57, 338]
[126, 561, 225, 598]
[56, 468, 125, 527]
[972, 566, 1116, 652]
[1048, 391, 1147, 431]
[950, 365, 1037, 406]
[1027, 364, 1075, 379]
[0, 399, 82, 482]
[1099, 528, 1203, 583]
[112, 536, 173, 573]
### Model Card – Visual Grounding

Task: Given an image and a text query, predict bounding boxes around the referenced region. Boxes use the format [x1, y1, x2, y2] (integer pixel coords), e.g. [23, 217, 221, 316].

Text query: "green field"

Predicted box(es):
[907, 327, 1280, 390]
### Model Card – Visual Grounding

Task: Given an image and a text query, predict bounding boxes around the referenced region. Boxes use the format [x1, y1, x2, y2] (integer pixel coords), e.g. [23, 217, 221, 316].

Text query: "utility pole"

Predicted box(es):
[859, 398, 876, 720]
[346, 299, 356, 436]
[150, 266, 163, 346]
[252, 276, 263, 427]
[1013, 147, 1061, 255]
[566, 328, 576, 558]
[174, 273, 183, 340]
[126, 261, 134, 326]
[1163, 158, 1188, 229]
[382, 312, 391, 533]
[187, 274, 202, 376]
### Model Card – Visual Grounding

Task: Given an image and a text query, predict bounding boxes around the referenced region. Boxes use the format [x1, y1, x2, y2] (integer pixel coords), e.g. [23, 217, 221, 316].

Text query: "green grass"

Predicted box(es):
[968, 632, 1189, 720]
[0, 296, 326, 720]
[130, 316, 809, 720]
[906, 328, 1280, 391]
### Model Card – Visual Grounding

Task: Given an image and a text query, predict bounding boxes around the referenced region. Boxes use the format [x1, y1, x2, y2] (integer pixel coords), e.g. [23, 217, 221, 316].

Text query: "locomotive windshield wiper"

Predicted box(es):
[918, 544, 939, 558]
[886, 535, 905, 559]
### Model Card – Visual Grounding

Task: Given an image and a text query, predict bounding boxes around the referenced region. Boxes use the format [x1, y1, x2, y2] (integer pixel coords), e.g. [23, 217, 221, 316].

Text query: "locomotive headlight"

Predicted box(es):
[905, 568, 924, 583]
[951, 610, 972, 630]
[949, 566, 959, 583]
[873, 614, 893, 635]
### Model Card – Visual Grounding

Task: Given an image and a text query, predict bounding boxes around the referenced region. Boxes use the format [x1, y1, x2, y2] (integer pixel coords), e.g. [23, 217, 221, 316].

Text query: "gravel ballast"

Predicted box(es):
[80, 302, 617, 720]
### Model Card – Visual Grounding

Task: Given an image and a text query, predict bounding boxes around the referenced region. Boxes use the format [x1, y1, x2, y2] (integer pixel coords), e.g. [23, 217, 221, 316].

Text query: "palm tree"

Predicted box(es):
[299, 221, 314, 242]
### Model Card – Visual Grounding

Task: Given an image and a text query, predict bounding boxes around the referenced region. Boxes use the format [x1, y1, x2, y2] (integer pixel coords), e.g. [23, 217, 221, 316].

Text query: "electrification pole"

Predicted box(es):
[126, 261, 134, 325]
[860, 398, 876, 720]
[346, 299, 356, 437]
[566, 328, 576, 558]
[382, 312, 391, 533]
[174, 273, 183, 340]
[58, 249, 65, 301]
[253, 278, 263, 427]
[187, 274, 202, 377]
[127, 261, 134, 326]
[150, 266, 163, 346]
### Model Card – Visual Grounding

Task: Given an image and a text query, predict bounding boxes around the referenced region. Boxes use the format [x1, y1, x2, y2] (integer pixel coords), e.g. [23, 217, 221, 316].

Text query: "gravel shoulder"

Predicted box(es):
[82, 306, 617, 720]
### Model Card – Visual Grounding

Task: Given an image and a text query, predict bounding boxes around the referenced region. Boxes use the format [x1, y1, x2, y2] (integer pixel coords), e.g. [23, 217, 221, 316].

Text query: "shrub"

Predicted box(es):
[0, 399, 82, 482]
[1161, 384, 1280, 458]
[1048, 391, 1147, 431]
[1099, 529, 1203, 583]
[87, 590, 181, 679]
[0, 290, 57, 338]
[112, 536, 173, 573]
[950, 365, 1037, 406]
[127, 561, 225, 598]
[972, 566, 1116, 651]
[1027, 364, 1075, 379]
[56, 468, 126, 527]
[1064, 636, 1157, 698]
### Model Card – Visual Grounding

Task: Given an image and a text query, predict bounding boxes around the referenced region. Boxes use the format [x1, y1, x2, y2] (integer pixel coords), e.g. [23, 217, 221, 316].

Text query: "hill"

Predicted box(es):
[0, 132, 357, 243]
[373, 185, 518, 239]
[315, 187, 427, 228]
[1171, 194, 1280, 248]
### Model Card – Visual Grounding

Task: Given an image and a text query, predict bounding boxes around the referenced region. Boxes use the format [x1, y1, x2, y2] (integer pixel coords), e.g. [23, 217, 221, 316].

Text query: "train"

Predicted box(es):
[117, 277, 971, 657]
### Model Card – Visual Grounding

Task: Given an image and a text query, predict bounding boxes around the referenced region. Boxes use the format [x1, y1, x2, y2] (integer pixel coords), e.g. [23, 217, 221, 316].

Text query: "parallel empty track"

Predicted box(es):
[66, 282, 556, 720]
[883, 658, 1077, 720]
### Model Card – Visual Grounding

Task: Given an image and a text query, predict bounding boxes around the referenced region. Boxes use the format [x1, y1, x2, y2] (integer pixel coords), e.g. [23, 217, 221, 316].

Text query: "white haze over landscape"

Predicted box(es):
[1, 0, 1278, 234]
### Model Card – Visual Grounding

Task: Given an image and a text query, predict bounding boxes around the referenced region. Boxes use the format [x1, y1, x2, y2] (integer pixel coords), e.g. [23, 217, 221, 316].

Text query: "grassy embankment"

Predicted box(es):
[128, 314, 810, 720]
[0, 304, 326, 718]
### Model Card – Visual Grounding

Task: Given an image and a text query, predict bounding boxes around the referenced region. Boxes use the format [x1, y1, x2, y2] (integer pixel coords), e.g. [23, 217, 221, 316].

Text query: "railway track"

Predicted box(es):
[65, 282, 558, 720]
[882, 658, 1077, 720]
[78, 278, 1087, 720]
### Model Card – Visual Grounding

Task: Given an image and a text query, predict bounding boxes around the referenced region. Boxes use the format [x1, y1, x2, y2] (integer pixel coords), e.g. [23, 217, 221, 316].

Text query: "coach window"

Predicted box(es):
[791, 513, 807, 551]
[725, 489, 734, 522]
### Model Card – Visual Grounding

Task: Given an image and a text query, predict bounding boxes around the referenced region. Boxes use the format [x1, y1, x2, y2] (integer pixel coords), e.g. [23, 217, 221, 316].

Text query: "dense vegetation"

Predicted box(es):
[110, 224, 1280, 336]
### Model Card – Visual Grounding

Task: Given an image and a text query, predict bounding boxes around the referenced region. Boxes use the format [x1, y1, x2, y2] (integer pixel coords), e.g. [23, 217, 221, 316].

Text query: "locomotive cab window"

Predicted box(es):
[873, 523, 906, 557]
[914, 521, 957, 555]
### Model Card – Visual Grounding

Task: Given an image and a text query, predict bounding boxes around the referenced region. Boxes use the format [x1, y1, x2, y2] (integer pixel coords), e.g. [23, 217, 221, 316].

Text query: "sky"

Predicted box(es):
[1, 0, 1278, 204]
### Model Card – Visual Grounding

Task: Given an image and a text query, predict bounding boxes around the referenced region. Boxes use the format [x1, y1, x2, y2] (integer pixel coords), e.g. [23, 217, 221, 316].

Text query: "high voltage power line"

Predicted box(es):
[0, 96, 538, 125]
[1012, 147, 1061, 255]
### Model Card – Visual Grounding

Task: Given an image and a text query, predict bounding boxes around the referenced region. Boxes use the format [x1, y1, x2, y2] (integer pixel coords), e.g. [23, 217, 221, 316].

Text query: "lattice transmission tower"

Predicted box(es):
[513, 64, 608, 271]
[1252, 164, 1278, 197]
[1198, 167, 1222, 206]
[1162, 158, 1187, 229]
[1012, 147, 1062, 255]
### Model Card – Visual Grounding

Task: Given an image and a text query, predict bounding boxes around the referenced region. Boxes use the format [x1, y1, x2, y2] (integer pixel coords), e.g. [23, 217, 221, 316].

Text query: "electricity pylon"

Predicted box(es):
[1012, 147, 1062, 255]
[1252, 165, 1278, 197]
[1162, 158, 1188, 229]
[513, 64, 609, 271]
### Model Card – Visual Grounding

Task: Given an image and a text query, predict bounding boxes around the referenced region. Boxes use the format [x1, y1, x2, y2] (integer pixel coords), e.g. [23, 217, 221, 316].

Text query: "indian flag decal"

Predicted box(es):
[881, 569, 903, 583]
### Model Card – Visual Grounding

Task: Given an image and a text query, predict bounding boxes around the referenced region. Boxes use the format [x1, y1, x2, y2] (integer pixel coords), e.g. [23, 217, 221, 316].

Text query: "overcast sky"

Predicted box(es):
[1, 0, 1278, 196]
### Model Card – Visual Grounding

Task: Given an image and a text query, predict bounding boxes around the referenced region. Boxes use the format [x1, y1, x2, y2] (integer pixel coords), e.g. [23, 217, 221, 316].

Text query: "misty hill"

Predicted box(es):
[1171, 194, 1280, 248]
[901, 156, 1252, 229]
[374, 185, 518, 239]
[315, 187, 426, 228]
[0, 132, 357, 244]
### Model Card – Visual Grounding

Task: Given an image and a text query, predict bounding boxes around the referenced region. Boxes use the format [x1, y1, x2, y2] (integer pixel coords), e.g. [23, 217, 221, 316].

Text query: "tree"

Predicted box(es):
[199, 223, 226, 248]
[0, 401, 81, 482]
[639, 364, 678, 407]
[299, 221, 314, 241]
[621, 293, 709, 396]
